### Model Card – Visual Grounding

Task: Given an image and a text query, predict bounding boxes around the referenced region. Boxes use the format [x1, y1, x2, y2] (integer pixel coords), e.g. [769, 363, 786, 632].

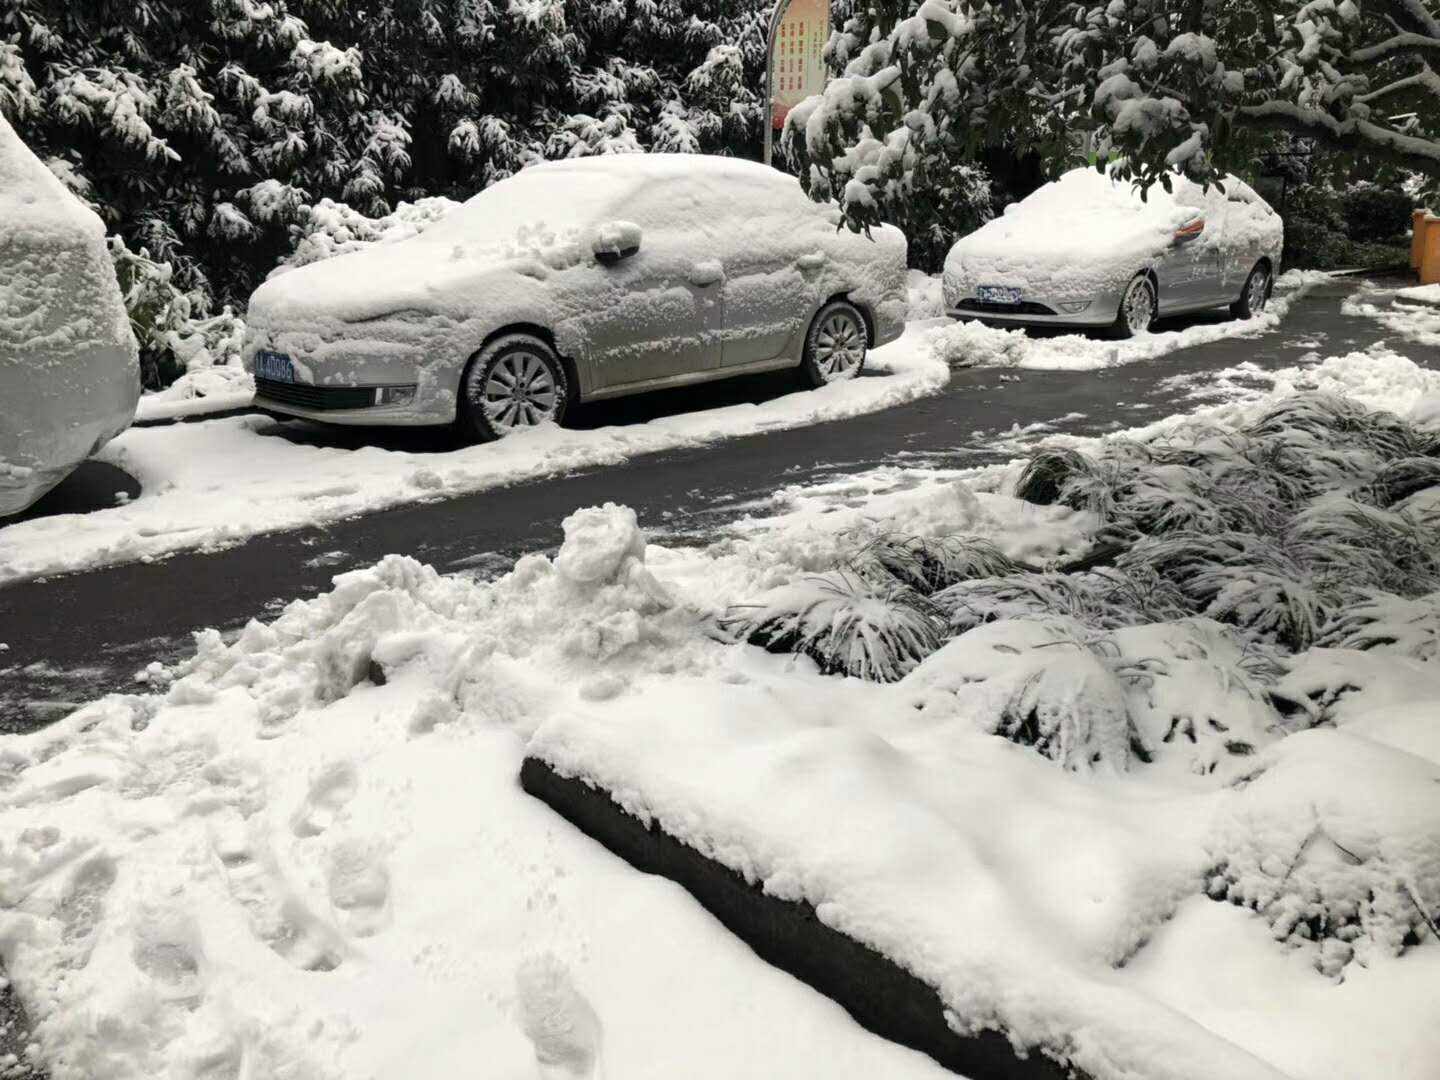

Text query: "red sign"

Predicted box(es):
[771, 0, 829, 130]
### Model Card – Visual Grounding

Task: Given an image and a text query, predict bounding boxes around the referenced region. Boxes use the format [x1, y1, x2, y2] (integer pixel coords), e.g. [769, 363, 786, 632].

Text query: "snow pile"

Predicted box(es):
[905, 269, 946, 319]
[0, 504, 955, 1080]
[0, 113, 138, 513]
[134, 365, 253, 423]
[1394, 283, 1440, 307]
[929, 269, 1326, 371]
[1342, 287, 1440, 348]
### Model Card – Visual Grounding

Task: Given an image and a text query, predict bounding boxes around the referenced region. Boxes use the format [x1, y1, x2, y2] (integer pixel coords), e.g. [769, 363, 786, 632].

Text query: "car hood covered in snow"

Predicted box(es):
[248, 226, 582, 327]
[0, 115, 138, 516]
[944, 166, 1203, 303]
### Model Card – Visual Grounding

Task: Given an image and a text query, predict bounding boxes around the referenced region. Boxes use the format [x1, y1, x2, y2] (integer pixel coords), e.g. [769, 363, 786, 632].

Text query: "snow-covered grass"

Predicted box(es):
[7, 352, 1440, 1079]
[927, 269, 1329, 371]
[0, 325, 947, 584]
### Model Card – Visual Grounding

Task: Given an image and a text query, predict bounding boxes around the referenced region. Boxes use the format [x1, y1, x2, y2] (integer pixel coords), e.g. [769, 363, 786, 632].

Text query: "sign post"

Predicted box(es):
[763, 0, 830, 166]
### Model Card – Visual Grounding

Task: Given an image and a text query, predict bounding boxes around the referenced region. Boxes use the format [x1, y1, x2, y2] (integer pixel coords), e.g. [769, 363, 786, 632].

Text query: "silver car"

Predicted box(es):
[942, 167, 1284, 338]
[244, 155, 908, 441]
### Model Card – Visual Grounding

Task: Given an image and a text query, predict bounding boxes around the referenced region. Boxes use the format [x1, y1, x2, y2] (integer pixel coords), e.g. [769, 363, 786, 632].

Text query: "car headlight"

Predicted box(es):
[1058, 301, 1092, 314]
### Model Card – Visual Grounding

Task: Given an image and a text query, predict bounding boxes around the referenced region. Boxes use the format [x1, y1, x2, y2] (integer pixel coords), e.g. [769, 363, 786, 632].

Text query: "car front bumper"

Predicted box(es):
[243, 327, 460, 427]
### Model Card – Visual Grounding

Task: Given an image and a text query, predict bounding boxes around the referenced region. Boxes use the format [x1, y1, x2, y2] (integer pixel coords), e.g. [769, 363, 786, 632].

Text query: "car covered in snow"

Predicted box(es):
[244, 155, 908, 441]
[942, 166, 1284, 338]
[0, 116, 139, 516]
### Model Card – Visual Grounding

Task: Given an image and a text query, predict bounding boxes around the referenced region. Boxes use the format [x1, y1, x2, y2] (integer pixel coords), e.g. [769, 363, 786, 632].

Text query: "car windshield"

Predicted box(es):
[414, 168, 633, 248]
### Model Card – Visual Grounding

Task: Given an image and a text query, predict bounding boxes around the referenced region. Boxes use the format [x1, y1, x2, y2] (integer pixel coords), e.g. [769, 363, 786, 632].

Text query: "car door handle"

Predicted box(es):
[797, 252, 826, 272]
[688, 260, 724, 287]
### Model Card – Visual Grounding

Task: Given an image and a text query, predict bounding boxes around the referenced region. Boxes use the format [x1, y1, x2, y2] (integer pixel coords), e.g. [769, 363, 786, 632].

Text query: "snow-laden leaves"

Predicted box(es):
[726, 571, 944, 683]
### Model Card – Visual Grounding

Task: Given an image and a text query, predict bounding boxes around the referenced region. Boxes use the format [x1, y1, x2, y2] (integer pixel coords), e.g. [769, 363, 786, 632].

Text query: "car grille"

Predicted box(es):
[254, 378, 375, 411]
[953, 299, 1059, 317]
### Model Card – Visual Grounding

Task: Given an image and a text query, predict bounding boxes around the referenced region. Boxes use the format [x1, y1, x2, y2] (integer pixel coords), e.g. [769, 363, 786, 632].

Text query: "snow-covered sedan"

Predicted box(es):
[942, 166, 1283, 338]
[245, 155, 907, 441]
[1, 116, 139, 516]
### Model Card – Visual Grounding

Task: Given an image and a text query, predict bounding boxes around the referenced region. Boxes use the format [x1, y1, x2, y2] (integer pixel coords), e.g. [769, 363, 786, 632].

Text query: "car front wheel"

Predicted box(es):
[799, 300, 868, 387]
[1111, 274, 1156, 339]
[1231, 263, 1272, 319]
[458, 334, 570, 443]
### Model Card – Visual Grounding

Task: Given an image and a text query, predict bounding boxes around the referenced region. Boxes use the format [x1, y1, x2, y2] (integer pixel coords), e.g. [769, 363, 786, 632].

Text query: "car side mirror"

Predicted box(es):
[1173, 217, 1204, 245]
[592, 221, 641, 266]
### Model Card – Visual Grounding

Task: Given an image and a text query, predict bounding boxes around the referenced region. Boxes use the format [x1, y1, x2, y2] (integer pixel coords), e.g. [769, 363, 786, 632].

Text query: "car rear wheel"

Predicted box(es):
[1111, 275, 1156, 339]
[798, 300, 868, 387]
[458, 334, 570, 443]
[1231, 263, 1272, 319]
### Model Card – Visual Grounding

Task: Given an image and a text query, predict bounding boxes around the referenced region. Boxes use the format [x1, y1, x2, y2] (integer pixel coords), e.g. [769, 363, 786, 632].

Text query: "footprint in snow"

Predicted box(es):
[326, 838, 391, 938]
[210, 815, 344, 972]
[58, 854, 116, 945]
[290, 761, 358, 838]
[514, 953, 604, 1080]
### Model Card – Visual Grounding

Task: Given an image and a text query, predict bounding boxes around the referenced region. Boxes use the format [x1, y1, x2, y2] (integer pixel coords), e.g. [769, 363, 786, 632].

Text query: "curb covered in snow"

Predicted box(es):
[518, 755, 1081, 1080]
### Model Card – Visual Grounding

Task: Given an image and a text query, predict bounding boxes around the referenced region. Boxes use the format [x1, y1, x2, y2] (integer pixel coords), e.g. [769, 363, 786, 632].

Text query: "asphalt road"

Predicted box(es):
[0, 278, 1429, 729]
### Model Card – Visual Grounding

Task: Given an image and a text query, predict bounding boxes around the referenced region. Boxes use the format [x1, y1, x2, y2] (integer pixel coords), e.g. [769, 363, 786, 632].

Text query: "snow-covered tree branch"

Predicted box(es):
[783, 0, 1440, 232]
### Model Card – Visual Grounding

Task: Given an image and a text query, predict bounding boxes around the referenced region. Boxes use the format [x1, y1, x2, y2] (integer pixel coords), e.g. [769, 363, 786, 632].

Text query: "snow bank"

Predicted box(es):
[929, 270, 1327, 372]
[1343, 288, 1440, 348]
[0, 323, 947, 583]
[0, 114, 139, 514]
[0, 506, 957, 1080]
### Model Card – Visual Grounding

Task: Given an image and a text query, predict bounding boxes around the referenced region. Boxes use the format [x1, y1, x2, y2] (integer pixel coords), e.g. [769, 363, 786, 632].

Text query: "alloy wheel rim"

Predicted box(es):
[1125, 280, 1154, 333]
[1249, 271, 1269, 313]
[814, 312, 865, 379]
[476, 351, 559, 431]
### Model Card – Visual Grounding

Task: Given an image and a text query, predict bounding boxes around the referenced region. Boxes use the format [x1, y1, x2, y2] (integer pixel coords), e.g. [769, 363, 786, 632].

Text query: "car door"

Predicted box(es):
[1222, 182, 1269, 293]
[714, 176, 825, 369]
[582, 177, 724, 393]
[1155, 183, 1227, 313]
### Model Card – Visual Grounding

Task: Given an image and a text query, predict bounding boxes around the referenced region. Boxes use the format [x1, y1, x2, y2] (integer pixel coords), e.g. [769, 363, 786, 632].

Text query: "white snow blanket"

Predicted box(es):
[0, 114, 138, 514]
[4, 476, 1437, 1080]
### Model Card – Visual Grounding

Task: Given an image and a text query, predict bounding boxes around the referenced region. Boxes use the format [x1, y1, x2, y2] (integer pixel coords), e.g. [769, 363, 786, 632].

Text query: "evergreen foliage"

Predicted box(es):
[0, 0, 770, 313]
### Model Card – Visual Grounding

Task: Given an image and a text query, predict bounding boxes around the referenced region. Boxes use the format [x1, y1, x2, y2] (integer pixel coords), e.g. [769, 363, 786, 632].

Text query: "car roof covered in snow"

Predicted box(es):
[525, 152, 788, 184]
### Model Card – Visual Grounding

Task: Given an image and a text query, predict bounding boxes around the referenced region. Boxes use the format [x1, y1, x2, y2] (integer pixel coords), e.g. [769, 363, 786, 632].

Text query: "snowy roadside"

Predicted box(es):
[133, 365, 255, 424]
[6, 338, 1440, 1079]
[0, 325, 948, 585]
[1342, 285, 1440, 348]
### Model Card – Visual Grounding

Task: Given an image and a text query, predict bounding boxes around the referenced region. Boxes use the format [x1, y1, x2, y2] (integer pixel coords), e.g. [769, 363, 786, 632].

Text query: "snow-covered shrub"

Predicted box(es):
[1367, 458, 1440, 508]
[727, 571, 944, 683]
[1014, 448, 1097, 509]
[853, 533, 1019, 595]
[1316, 592, 1440, 663]
[936, 572, 1121, 634]
[279, 195, 461, 271]
[1207, 730, 1440, 977]
[903, 619, 1144, 772]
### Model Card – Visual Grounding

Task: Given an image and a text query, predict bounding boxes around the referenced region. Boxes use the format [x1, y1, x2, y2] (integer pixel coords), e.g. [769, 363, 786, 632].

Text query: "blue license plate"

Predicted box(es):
[255, 350, 294, 382]
[977, 285, 1023, 305]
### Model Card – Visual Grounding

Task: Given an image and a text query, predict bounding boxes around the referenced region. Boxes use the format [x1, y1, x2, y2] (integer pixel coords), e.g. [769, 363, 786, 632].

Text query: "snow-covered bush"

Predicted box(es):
[853, 533, 1019, 595]
[903, 619, 1145, 772]
[110, 236, 245, 388]
[1208, 730, 1440, 977]
[727, 571, 944, 683]
[1316, 592, 1440, 663]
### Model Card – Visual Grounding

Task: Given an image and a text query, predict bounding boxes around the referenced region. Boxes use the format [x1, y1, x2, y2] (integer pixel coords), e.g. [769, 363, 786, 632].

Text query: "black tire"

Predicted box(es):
[798, 299, 869, 387]
[1110, 274, 1157, 339]
[457, 334, 570, 443]
[1230, 262, 1273, 319]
